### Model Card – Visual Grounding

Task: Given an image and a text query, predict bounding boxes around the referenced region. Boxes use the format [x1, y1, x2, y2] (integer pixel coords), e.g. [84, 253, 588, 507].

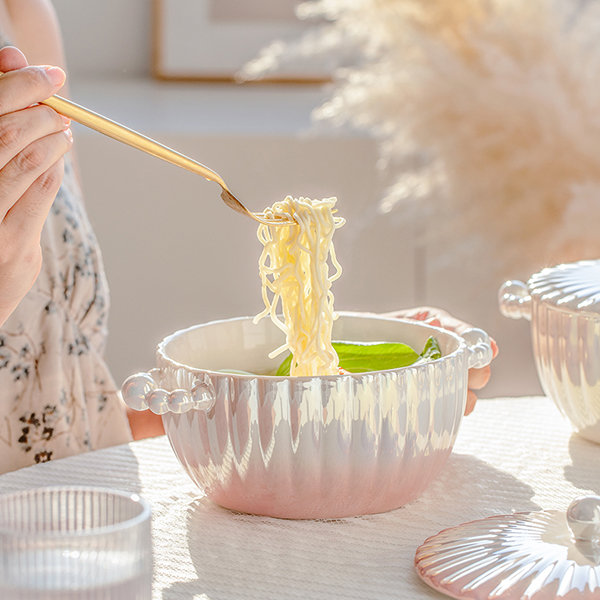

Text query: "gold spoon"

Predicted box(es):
[41, 94, 292, 226]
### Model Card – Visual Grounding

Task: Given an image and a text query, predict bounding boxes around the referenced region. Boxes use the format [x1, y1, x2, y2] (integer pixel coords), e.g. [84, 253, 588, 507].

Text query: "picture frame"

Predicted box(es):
[153, 0, 330, 84]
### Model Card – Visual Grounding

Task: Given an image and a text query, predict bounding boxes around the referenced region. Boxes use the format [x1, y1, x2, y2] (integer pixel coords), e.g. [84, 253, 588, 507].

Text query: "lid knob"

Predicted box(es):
[499, 280, 532, 321]
[567, 495, 600, 544]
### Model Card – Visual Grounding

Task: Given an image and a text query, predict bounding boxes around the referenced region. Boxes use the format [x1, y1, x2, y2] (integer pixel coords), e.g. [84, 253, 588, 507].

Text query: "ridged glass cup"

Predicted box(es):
[0, 487, 152, 600]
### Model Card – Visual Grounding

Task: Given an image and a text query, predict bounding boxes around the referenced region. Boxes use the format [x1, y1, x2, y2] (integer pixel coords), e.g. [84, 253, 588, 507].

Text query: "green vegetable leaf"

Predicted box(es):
[420, 336, 442, 361]
[275, 337, 441, 376]
[333, 341, 419, 373]
[276, 353, 294, 376]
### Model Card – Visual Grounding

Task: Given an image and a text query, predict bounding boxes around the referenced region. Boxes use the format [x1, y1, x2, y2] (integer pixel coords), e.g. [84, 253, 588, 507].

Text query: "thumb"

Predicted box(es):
[0, 46, 28, 72]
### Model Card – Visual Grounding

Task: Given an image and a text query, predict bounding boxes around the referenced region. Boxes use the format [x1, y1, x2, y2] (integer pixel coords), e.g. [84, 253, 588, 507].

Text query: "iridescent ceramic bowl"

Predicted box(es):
[122, 312, 492, 519]
[500, 260, 600, 444]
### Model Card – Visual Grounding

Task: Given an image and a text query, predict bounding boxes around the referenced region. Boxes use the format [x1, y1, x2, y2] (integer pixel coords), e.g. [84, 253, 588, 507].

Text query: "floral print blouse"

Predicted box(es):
[0, 150, 132, 474]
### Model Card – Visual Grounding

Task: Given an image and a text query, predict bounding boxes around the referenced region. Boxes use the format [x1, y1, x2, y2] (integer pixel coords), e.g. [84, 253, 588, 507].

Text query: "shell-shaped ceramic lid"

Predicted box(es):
[415, 496, 600, 600]
[529, 260, 600, 316]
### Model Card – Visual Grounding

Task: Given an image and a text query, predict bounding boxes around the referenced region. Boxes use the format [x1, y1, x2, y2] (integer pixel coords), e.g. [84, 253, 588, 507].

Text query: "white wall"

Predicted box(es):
[53, 0, 151, 77]
[52, 2, 542, 398]
[68, 82, 420, 383]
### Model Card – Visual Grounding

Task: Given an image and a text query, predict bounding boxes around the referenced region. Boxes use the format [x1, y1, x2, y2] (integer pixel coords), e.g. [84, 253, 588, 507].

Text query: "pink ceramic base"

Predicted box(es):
[167, 422, 452, 519]
[206, 466, 442, 519]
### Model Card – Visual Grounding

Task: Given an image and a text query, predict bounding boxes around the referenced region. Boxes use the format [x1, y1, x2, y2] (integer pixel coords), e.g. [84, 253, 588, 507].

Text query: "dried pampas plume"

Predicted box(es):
[242, 0, 600, 275]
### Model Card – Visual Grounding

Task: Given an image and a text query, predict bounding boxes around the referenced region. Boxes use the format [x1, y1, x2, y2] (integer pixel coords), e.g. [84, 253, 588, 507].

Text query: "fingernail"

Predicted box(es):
[61, 115, 71, 127]
[45, 66, 65, 87]
[64, 128, 73, 142]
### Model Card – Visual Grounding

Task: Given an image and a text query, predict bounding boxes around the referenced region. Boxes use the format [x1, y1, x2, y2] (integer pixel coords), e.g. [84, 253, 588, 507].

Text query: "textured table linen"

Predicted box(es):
[0, 396, 598, 600]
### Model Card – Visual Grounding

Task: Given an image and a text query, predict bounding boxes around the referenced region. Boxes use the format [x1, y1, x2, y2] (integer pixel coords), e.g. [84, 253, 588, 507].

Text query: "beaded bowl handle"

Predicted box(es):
[121, 370, 216, 415]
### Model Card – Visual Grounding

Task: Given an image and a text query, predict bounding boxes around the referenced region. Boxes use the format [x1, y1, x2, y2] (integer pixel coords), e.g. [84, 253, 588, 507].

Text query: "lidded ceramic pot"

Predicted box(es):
[499, 260, 600, 443]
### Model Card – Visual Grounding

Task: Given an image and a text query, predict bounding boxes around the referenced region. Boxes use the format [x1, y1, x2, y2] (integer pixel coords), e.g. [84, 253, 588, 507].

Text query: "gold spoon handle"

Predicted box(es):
[42, 94, 228, 190]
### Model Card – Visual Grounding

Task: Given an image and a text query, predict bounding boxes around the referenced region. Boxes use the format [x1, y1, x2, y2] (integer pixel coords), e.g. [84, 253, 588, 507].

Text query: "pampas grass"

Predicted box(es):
[242, 0, 600, 275]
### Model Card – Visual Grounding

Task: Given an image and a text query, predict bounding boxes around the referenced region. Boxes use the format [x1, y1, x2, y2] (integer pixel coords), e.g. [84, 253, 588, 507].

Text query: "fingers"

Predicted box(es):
[464, 390, 477, 416]
[0, 46, 28, 72]
[0, 104, 69, 173]
[0, 65, 65, 115]
[5, 157, 65, 239]
[1, 128, 72, 230]
[385, 306, 467, 332]
[390, 309, 499, 358]
[0, 48, 71, 327]
[383, 308, 436, 321]
[490, 337, 499, 359]
[0, 48, 72, 225]
[386, 306, 500, 418]
[468, 364, 491, 390]
[465, 356, 497, 417]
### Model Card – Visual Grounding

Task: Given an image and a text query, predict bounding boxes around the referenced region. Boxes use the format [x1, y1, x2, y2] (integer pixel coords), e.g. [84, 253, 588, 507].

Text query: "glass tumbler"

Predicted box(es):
[0, 486, 152, 600]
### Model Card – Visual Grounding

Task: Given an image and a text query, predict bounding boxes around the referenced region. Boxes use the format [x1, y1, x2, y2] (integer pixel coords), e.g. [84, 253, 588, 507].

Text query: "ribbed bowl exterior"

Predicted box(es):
[159, 348, 468, 519]
[532, 301, 600, 444]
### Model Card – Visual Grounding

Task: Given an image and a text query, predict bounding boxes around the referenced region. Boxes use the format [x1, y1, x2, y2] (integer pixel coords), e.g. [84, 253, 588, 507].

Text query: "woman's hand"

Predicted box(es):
[384, 307, 499, 416]
[126, 407, 165, 441]
[0, 46, 72, 326]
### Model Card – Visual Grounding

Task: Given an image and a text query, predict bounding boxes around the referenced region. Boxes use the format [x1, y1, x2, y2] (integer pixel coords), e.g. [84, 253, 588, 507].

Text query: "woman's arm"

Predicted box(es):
[4, 0, 68, 73]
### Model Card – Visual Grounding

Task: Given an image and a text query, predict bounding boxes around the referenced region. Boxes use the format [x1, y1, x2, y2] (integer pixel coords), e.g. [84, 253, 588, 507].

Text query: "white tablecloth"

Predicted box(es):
[0, 396, 598, 599]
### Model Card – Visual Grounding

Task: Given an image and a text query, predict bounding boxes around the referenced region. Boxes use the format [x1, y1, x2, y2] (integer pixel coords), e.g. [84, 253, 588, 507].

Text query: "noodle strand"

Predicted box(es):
[254, 196, 345, 376]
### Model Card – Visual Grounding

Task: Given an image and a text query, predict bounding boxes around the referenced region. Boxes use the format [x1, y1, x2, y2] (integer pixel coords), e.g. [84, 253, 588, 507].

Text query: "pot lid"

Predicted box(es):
[415, 496, 600, 600]
[529, 260, 600, 316]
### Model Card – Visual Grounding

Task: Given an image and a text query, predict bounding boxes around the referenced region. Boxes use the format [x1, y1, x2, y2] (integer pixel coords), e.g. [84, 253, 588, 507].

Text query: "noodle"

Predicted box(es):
[253, 196, 345, 376]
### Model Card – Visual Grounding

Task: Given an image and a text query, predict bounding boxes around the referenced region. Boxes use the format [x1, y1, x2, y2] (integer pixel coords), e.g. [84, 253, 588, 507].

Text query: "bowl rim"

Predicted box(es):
[155, 311, 468, 380]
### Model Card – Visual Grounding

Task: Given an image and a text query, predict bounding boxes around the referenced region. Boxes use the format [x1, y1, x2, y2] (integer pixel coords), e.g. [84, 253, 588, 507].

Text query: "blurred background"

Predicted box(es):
[51, 0, 543, 396]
